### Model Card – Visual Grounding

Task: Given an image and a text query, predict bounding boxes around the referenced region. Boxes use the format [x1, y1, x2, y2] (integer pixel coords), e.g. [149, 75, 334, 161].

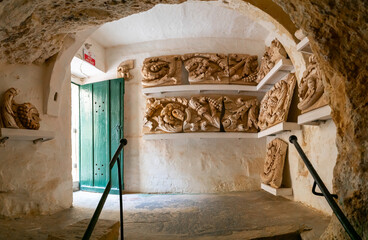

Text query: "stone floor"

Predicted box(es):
[0, 191, 331, 239]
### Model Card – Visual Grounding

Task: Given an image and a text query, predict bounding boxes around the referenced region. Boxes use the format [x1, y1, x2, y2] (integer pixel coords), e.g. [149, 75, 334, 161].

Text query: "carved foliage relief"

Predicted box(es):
[117, 59, 134, 80]
[260, 138, 288, 188]
[141, 55, 182, 88]
[297, 55, 328, 113]
[182, 53, 229, 84]
[144, 95, 263, 134]
[184, 96, 223, 132]
[258, 74, 296, 131]
[257, 39, 288, 83]
[222, 96, 259, 132]
[228, 54, 258, 85]
[143, 97, 188, 134]
[0, 88, 41, 130]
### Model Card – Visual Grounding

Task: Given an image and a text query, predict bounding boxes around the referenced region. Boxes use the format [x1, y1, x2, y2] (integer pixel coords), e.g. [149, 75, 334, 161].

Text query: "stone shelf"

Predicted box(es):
[256, 59, 294, 90]
[0, 128, 55, 144]
[258, 122, 300, 138]
[296, 37, 313, 54]
[143, 132, 258, 140]
[297, 105, 332, 125]
[261, 183, 293, 196]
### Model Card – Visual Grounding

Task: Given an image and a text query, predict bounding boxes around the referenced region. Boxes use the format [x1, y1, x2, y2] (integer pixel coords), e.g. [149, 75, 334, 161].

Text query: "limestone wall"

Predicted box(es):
[87, 38, 268, 193]
[0, 63, 72, 217]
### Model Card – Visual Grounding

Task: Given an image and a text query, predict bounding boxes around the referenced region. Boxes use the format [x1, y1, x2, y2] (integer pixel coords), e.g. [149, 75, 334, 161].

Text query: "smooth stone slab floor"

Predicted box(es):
[0, 191, 330, 240]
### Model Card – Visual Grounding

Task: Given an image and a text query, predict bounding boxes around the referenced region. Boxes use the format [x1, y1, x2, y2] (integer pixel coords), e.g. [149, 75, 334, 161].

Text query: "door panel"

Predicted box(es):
[80, 84, 93, 187]
[93, 82, 110, 187]
[110, 79, 123, 189]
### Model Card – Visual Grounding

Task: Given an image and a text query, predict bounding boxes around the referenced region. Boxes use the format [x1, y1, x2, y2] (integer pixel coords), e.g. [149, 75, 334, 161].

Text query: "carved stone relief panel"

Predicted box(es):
[256, 39, 288, 83]
[117, 59, 134, 80]
[260, 138, 288, 188]
[182, 53, 229, 84]
[0, 88, 41, 130]
[228, 54, 258, 85]
[143, 97, 188, 134]
[222, 96, 259, 132]
[258, 74, 296, 131]
[183, 96, 223, 132]
[297, 55, 328, 114]
[141, 55, 182, 88]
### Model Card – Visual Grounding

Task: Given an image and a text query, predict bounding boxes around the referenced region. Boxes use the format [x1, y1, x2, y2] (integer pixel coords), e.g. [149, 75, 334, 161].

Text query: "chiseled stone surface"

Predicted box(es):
[274, 0, 368, 239]
[47, 219, 119, 240]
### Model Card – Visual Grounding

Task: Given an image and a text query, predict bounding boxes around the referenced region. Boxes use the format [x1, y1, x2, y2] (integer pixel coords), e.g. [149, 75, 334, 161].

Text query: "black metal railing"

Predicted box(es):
[289, 135, 361, 240]
[82, 138, 128, 240]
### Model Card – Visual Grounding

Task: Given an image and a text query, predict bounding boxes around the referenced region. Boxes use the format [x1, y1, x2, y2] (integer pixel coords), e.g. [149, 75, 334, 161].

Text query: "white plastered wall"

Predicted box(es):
[0, 63, 72, 217]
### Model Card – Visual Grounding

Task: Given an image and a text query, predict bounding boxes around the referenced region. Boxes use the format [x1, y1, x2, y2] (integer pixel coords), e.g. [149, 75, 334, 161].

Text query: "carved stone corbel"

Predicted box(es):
[297, 55, 328, 113]
[117, 59, 134, 80]
[257, 39, 288, 83]
[260, 138, 288, 188]
[258, 74, 296, 131]
[0, 88, 41, 130]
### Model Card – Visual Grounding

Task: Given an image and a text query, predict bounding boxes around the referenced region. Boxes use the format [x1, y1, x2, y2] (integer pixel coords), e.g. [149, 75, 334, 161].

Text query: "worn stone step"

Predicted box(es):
[47, 219, 119, 240]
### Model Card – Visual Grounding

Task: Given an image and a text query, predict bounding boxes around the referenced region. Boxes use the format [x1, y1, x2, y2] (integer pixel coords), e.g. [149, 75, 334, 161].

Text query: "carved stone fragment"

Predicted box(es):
[260, 138, 288, 188]
[117, 59, 134, 80]
[258, 74, 296, 131]
[228, 54, 258, 85]
[182, 53, 229, 84]
[143, 97, 188, 134]
[222, 96, 259, 132]
[183, 96, 223, 132]
[0, 88, 41, 130]
[297, 55, 328, 114]
[257, 39, 288, 83]
[141, 55, 182, 88]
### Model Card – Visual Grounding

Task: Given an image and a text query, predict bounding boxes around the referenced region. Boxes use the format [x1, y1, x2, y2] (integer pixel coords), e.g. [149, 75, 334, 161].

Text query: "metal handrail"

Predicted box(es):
[82, 138, 128, 240]
[289, 135, 361, 240]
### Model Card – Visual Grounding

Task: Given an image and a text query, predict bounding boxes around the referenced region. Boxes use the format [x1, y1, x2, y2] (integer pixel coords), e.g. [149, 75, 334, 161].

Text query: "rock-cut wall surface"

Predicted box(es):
[274, 0, 368, 239]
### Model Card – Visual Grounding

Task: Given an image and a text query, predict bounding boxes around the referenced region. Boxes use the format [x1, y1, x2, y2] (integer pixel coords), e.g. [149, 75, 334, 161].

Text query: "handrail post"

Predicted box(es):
[289, 135, 361, 240]
[82, 138, 127, 240]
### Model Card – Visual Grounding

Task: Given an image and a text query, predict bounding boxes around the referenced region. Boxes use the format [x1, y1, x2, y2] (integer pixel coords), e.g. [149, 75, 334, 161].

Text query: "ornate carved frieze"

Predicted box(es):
[297, 55, 328, 113]
[228, 54, 258, 85]
[260, 138, 288, 188]
[117, 59, 134, 80]
[222, 96, 259, 132]
[0, 88, 41, 130]
[183, 96, 223, 132]
[257, 39, 288, 83]
[141, 55, 182, 88]
[182, 53, 229, 84]
[258, 74, 296, 131]
[143, 97, 188, 134]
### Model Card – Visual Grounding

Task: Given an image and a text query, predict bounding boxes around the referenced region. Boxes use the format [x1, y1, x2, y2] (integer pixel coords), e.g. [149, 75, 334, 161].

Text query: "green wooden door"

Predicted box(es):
[79, 78, 124, 194]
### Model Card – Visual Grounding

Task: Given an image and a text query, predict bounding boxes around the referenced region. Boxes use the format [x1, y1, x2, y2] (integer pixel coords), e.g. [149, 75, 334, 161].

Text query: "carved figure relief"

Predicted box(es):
[183, 96, 223, 132]
[257, 39, 288, 83]
[258, 74, 296, 131]
[222, 96, 259, 132]
[260, 138, 288, 188]
[117, 59, 134, 80]
[182, 53, 229, 84]
[141, 55, 182, 88]
[0, 88, 41, 130]
[228, 54, 258, 85]
[297, 55, 328, 113]
[143, 97, 188, 134]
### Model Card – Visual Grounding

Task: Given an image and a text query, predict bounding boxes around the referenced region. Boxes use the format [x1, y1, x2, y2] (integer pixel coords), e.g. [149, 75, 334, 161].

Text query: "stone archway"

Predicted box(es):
[0, 0, 366, 239]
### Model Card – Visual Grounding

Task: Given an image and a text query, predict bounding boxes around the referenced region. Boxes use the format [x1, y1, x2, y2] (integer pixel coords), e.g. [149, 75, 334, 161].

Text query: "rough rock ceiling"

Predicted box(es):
[0, 0, 184, 64]
[90, 2, 270, 47]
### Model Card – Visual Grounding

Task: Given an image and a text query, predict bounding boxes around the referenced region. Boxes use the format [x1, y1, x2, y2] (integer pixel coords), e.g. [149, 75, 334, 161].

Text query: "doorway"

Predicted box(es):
[77, 78, 125, 194]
